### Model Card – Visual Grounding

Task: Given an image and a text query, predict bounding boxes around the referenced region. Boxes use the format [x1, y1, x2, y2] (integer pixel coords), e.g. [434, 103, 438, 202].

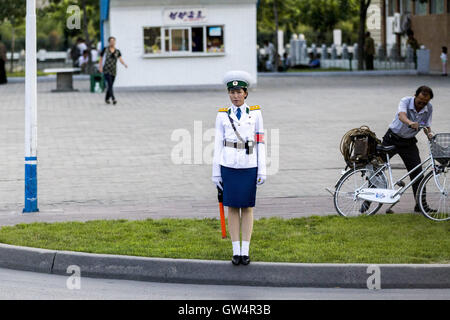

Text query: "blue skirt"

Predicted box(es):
[221, 166, 258, 208]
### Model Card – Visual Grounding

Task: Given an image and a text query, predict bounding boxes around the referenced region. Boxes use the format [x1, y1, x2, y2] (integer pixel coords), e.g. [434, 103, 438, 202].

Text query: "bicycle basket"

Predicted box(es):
[431, 133, 450, 164]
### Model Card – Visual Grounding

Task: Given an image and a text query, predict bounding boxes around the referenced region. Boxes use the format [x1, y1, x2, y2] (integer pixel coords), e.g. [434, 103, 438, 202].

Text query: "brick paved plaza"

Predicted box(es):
[0, 75, 449, 223]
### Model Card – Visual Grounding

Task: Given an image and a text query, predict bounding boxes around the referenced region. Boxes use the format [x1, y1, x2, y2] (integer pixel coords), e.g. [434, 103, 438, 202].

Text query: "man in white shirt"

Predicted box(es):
[382, 85, 435, 213]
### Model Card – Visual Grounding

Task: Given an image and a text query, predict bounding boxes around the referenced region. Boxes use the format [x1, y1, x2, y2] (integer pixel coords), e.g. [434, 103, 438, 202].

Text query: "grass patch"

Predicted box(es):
[0, 214, 448, 264]
[7, 71, 53, 77]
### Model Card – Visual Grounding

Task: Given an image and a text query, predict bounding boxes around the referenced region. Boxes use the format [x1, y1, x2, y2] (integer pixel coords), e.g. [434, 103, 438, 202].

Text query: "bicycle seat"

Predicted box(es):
[376, 144, 396, 153]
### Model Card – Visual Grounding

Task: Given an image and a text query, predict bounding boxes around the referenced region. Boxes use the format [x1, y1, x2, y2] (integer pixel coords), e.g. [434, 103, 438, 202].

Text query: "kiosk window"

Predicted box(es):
[191, 27, 204, 52]
[170, 28, 189, 52]
[143, 27, 161, 54]
[143, 25, 224, 55]
[207, 26, 224, 53]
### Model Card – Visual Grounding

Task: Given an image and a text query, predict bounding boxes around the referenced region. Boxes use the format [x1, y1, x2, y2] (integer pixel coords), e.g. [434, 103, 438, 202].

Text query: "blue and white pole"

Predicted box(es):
[23, 0, 39, 213]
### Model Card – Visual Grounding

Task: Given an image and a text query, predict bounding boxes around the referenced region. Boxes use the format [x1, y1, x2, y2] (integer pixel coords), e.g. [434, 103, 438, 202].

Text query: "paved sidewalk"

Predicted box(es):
[0, 195, 419, 226]
[0, 75, 448, 223]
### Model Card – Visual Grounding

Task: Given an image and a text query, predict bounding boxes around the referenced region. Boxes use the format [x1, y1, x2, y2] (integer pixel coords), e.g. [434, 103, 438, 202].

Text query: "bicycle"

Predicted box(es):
[332, 127, 450, 222]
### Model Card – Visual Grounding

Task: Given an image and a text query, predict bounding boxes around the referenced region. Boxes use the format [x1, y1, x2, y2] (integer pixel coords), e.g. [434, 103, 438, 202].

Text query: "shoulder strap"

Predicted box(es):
[218, 108, 228, 112]
[250, 105, 261, 111]
[227, 113, 246, 143]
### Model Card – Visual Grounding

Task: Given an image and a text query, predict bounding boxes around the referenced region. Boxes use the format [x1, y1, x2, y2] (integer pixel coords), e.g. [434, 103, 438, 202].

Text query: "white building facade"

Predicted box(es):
[104, 0, 258, 89]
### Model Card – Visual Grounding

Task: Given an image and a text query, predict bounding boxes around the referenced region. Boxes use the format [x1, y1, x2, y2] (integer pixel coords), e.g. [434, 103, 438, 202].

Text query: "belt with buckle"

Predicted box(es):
[223, 140, 246, 149]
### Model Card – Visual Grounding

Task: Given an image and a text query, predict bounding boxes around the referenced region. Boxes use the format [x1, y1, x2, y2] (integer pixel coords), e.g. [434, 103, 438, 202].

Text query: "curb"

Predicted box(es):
[1, 243, 449, 288]
[258, 70, 419, 77]
[7, 75, 90, 83]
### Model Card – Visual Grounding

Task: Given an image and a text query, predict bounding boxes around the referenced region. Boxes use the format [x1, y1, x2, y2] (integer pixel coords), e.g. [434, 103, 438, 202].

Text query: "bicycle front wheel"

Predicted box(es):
[416, 168, 450, 222]
[333, 167, 387, 217]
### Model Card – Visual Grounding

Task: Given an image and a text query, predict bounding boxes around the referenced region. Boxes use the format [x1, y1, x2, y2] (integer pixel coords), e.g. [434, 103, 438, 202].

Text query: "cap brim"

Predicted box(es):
[228, 86, 247, 90]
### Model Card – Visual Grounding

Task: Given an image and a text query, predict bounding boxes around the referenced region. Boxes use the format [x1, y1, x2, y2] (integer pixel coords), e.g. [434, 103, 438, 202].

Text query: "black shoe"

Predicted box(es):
[112, 99, 117, 105]
[360, 201, 371, 213]
[105, 99, 110, 104]
[231, 255, 241, 265]
[414, 204, 437, 213]
[241, 255, 250, 265]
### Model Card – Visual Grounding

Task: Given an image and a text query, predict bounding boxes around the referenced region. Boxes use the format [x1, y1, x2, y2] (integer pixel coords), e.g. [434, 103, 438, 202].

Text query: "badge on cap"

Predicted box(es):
[233, 80, 238, 86]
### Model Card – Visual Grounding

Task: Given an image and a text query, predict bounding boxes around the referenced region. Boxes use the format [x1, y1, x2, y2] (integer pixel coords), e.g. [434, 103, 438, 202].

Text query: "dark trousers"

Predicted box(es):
[383, 129, 424, 204]
[104, 73, 115, 101]
[0, 59, 7, 84]
[365, 55, 374, 70]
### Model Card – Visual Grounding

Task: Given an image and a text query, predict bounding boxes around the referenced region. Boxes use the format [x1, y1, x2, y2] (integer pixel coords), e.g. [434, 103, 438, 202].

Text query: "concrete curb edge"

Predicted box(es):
[0, 243, 449, 288]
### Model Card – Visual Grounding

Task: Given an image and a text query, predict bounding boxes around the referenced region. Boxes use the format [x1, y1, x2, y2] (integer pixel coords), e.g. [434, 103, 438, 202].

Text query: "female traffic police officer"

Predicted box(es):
[212, 70, 266, 266]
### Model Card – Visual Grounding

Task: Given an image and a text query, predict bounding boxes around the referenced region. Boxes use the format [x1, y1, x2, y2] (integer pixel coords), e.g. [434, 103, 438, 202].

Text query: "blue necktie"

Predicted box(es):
[236, 107, 241, 120]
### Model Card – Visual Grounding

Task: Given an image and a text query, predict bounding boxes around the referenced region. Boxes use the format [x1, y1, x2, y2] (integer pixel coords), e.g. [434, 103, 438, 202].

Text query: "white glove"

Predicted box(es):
[212, 176, 223, 190]
[257, 175, 266, 185]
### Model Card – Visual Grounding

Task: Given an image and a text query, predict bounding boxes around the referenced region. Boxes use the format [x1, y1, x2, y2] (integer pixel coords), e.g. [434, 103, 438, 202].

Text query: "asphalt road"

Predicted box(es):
[0, 267, 449, 300]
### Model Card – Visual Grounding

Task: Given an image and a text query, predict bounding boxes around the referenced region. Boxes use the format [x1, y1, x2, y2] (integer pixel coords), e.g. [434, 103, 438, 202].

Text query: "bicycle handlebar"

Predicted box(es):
[408, 125, 435, 141]
[408, 124, 427, 131]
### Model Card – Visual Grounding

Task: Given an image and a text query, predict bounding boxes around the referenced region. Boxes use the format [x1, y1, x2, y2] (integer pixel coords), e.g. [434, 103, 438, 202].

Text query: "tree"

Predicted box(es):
[258, 0, 301, 37]
[0, 0, 26, 72]
[297, 0, 357, 43]
[258, 0, 358, 44]
[258, 0, 303, 70]
[357, 0, 371, 70]
[44, 0, 100, 73]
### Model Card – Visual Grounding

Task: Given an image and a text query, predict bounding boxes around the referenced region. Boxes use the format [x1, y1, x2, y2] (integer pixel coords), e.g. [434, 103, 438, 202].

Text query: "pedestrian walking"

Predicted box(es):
[99, 36, 128, 105]
[406, 30, 420, 69]
[364, 32, 375, 70]
[0, 34, 7, 85]
[440, 46, 448, 76]
[212, 70, 267, 266]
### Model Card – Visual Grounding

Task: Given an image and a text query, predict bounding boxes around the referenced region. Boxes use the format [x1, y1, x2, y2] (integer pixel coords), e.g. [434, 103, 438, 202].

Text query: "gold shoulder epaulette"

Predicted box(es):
[250, 105, 261, 111]
[218, 108, 228, 112]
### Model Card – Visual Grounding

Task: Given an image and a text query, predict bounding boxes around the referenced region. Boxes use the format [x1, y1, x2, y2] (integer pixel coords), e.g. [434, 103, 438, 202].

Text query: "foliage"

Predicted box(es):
[0, 0, 26, 26]
[258, 0, 359, 45]
[43, 0, 100, 47]
[0, 0, 100, 51]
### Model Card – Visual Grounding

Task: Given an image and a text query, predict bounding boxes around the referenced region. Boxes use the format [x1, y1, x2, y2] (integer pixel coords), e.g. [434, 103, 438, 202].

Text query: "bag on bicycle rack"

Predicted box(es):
[431, 133, 450, 166]
[340, 125, 382, 168]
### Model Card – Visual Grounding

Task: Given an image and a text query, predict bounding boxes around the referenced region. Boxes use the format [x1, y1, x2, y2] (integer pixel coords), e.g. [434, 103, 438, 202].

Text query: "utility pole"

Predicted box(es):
[24, 0, 39, 213]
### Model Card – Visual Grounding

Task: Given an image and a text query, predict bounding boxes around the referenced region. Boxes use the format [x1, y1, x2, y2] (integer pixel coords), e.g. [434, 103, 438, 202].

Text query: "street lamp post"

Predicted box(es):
[23, 0, 39, 213]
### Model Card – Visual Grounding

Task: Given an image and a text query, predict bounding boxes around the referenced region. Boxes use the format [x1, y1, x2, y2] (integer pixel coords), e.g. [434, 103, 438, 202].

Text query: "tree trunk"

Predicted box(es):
[273, 0, 279, 71]
[10, 24, 15, 73]
[358, 0, 371, 70]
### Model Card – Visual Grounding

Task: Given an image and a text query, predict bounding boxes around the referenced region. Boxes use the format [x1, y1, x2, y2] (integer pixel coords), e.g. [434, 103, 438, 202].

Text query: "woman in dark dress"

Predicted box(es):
[99, 36, 128, 104]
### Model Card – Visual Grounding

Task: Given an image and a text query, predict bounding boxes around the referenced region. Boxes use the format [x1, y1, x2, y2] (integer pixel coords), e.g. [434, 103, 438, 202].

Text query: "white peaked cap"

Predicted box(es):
[223, 70, 253, 88]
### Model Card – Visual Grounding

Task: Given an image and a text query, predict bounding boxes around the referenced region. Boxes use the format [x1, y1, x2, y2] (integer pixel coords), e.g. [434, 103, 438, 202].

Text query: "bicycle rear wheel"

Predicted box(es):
[334, 167, 387, 217]
[416, 168, 450, 222]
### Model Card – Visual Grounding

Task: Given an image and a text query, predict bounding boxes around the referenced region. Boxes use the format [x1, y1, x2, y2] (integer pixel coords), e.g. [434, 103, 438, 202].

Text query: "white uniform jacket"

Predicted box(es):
[212, 103, 266, 177]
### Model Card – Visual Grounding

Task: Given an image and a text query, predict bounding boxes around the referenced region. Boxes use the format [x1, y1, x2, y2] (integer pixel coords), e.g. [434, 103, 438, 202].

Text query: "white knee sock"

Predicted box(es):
[241, 241, 250, 256]
[232, 241, 240, 256]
